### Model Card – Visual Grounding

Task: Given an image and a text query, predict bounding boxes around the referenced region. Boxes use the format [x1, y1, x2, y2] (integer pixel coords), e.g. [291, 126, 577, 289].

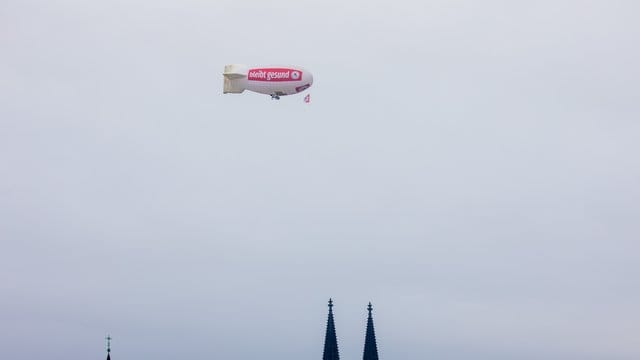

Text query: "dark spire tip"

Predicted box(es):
[323, 298, 340, 360]
[106, 335, 112, 353]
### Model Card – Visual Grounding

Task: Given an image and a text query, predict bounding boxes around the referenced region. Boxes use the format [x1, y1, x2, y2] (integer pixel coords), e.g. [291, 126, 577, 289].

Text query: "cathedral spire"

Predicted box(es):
[362, 303, 379, 360]
[105, 335, 112, 360]
[322, 298, 340, 360]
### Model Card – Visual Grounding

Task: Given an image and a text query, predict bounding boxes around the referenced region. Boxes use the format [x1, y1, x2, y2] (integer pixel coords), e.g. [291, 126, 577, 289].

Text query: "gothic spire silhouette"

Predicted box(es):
[362, 303, 379, 360]
[322, 298, 340, 360]
[105, 335, 112, 360]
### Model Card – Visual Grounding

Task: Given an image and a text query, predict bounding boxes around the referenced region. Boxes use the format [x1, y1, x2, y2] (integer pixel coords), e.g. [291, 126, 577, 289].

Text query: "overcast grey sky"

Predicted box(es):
[1, 0, 639, 359]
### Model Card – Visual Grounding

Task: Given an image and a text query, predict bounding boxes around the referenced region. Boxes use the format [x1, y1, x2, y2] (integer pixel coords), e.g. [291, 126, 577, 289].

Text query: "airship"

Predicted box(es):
[223, 64, 313, 100]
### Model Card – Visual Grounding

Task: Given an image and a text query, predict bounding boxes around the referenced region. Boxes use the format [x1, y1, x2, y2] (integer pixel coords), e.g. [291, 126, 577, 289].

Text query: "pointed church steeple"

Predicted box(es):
[362, 303, 379, 360]
[105, 335, 112, 360]
[322, 299, 340, 360]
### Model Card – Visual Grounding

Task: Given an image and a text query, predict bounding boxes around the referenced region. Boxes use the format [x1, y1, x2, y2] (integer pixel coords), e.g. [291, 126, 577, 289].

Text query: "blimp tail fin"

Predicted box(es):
[223, 64, 247, 94]
[223, 77, 245, 94]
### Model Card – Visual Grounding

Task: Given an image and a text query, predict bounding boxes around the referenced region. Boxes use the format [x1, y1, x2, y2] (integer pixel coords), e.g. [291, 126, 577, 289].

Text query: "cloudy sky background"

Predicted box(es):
[1, 0, 639, 359]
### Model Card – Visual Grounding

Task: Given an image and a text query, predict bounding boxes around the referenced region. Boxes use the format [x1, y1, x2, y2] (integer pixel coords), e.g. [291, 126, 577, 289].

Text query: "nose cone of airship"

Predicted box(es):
[307, 71, 313, 86]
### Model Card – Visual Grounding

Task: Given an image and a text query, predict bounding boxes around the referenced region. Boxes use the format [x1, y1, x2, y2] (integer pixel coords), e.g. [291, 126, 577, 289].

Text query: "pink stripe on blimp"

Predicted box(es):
[248, 68, 303, 82]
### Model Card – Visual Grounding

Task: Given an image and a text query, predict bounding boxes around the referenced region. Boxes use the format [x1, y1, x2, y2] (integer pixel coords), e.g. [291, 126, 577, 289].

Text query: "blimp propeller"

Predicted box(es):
[223, 64, 313, 100]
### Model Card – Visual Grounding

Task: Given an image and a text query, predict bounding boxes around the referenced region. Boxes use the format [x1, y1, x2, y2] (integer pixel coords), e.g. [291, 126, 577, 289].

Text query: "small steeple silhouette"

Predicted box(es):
[362, 303, 379, 360]
[322, 298, 340, 360]
[105, 335, 112, 360]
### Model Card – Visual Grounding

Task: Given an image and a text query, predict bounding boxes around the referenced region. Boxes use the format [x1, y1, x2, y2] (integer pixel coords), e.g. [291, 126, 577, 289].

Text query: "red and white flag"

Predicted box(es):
[304, 94, 311, 103]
